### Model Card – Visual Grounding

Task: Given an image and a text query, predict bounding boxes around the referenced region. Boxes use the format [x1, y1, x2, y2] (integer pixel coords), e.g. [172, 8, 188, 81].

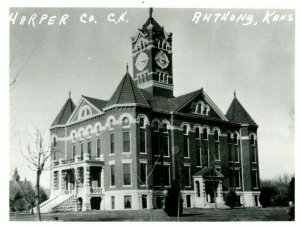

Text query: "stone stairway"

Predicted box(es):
[206, 203, 229, 209]
[34, 194, 75, 213]
[52, 195, 77, 212]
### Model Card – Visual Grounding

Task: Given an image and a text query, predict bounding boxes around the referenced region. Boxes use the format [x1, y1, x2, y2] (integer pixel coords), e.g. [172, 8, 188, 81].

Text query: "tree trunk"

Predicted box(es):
[35, 171, 41, 221]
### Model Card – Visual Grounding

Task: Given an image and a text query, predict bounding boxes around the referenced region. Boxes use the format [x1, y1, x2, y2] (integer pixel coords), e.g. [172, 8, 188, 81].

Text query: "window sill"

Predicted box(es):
[184, 156, 190, 159]
[196, 165, 202, 168]
[123, 185, 132, 187]
[109, 186, 116, 188]
[109, 153, 115, 156]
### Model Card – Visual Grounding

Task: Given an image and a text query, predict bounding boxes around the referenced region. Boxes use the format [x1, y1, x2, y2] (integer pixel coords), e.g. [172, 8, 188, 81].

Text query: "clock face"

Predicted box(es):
[135, 52, 148, 71]
[155, 50, 169, 69]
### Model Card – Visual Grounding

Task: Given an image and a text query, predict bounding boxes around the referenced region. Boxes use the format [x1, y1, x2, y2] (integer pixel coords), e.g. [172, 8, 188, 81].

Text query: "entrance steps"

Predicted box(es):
[34, 194, 75, 213]
[206, 203, 229, 209]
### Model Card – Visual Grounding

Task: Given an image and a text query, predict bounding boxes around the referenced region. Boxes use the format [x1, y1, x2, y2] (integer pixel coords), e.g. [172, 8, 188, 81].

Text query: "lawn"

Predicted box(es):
[10, 207, 291, 222]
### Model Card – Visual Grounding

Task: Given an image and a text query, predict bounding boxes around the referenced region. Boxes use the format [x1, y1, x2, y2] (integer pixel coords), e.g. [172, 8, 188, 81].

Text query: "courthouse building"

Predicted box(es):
[40, 9, 260, 212]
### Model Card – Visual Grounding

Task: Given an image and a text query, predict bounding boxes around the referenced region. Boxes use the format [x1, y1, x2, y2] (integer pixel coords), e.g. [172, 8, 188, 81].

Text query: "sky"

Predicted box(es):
[9, 7, 294, 188]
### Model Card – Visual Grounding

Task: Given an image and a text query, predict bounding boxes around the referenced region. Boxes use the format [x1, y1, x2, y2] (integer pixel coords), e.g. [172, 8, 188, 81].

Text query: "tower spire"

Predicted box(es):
[149, 7, 153, 19]
[126, 63, 129, 73]
[234, 90, 236, 99]
[69, 90, 71, 99]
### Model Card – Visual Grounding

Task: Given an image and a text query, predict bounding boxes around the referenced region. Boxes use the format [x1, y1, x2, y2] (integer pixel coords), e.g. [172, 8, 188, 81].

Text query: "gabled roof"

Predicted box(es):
[82, 95, 107, 111]
[169, 89, 203, 111]
[193, 166, 224, 178]
[226, 96, 257, 126]
[51, 98, 76, 126]
[106, 72, 150, 108]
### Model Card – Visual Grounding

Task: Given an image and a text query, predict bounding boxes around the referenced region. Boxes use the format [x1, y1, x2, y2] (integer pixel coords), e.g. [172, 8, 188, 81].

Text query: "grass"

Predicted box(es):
[10, 207, 291, 222]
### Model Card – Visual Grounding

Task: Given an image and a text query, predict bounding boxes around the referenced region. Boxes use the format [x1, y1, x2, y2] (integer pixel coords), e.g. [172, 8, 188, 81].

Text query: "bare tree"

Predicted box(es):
[20, 129, 54, 221]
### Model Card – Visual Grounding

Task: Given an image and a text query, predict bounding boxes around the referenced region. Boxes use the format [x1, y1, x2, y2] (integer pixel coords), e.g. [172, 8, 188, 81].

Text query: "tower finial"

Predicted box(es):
[234, 90, 236, 98]
[126, 63, 128, 73]
[69, 90, 71, 98]
[149, 8, 153, 18]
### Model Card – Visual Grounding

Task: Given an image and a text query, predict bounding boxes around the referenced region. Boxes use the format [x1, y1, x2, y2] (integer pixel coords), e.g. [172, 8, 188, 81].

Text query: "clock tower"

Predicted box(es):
[131, 8, 174, 98]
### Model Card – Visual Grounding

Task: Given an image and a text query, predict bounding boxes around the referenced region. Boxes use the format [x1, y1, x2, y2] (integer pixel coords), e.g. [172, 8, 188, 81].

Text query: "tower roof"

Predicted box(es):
[106, 71, 150, 108]
[226, 96, 257, 126]
[51, 97, 76, 126]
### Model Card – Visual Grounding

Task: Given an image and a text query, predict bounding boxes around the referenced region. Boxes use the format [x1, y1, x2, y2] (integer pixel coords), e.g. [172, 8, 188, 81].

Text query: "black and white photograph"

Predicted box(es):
[5, 1, 296, 222]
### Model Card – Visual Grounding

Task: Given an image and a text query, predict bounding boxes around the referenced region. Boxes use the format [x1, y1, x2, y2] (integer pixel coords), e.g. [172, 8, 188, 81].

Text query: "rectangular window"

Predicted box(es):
[123, 163, 131, 185]
[235, 170, 241, 188]
[196, 140, 202, 166]
[110, 165, 115, 186]
[80, 143, 84, 159]
[153, 134, 160, 156]
[72, 145, 76, 160]
[96, 138, 100, 158]
[140, 130, 146, 153]
[123, 131, 130, 153]
[228, 144, 233, 162]
[111, 196, 115, 209]
[87, 141, 92, 156]
[153, 165, 161, 186]
[140, 163, 147, 185]
[215, 143, 220, 161]
[234, 146, 239, 162]
[163, 135, 169, 156]
[142, 195, 147, 209]
[184, 166, 191, 187]
[203, 148, 209, 166]
[124, 196, 132, 209]
[252, 170, 258, 188]
[164, 165, 170, 187]
[110, 133, 114, 154]
[183, 136, 189, 157]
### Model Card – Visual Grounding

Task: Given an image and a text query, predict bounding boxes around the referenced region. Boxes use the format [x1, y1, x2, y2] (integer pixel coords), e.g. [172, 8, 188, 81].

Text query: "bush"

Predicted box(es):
[259, 187, 277, 208]
[164, 180, 183, 217]
[225, 189, 237, 209]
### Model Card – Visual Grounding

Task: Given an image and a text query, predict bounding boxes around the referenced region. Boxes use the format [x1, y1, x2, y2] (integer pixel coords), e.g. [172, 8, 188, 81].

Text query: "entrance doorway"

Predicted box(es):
[90, 197, 102, 210]
[186, 195, 191, 208]
[205, 180, 219, 203]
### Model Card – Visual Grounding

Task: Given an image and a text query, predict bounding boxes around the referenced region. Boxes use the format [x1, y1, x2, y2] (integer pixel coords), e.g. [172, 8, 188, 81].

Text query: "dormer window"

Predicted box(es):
[110, 119, 114, 129]
[88, 128, 92, 137]
[79, 105, 92, 120]
[72, 133, 76, 142]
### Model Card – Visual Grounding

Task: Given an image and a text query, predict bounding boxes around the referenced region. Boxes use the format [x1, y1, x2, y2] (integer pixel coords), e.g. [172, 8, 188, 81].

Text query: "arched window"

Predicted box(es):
[233, 133, 238, 145]
[163, 123, 168, 133]
[53, 137, 57, 148]
[162, 123, 169, 156]
[183, 125, 188, 135]
[195, 127, 201, 167]
[88, 128, 92, 137]
[214, 130, 219, 142]
[96, 125, 101, 135]
[80, 130, 84, 140]
[86, 108, 90, 116]
[139, 117, 145, 128]
[122, 117, 130, 127]
[214, 130, 220, 161]
[110, 119, 114, 128]
[72, 133, 76, 142]
[153, 122, 159, 132]
[203, 128, 208, 140]
[183, 125, 189, 158]
[250, 134, 255, 146]
[195, 127, 200, 139]
[227, 132, 231, 143]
